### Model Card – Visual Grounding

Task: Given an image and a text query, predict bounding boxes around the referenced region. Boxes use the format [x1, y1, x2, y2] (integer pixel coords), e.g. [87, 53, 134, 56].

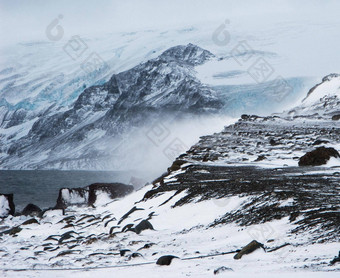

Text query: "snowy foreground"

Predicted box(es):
[1, 162, 340, 277]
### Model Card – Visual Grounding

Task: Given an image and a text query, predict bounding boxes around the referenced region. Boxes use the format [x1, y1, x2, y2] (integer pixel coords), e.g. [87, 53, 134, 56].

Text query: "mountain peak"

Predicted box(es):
[159, 43, 214, 66]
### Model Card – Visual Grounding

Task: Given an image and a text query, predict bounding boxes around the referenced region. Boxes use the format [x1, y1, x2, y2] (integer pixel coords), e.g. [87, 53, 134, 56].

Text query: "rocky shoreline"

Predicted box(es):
[0, 182, 134, 219]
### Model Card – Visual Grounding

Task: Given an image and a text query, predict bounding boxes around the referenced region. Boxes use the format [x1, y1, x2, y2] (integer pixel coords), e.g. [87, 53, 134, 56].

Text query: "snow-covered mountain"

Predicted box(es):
[0, 40, 308, 171]
[0, 20, 337, 172]
[0, 44, 225, 170]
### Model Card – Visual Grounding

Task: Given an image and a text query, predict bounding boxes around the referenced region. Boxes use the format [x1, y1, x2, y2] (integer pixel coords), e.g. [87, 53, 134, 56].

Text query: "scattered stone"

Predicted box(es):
[58, 231, 78, 244]
[332, 114, 340, 121]
[289, 212, 299, 222]
[312, 139, 329, 146]
[266, 243, 290, 252]
[105, 217, 117, 227]
[330, 251, 340, 265]
[22, 218, 39, 225]
[129, 252, 143, 259]
[21, 204, 42, 217]
[122, 223, 134, 232]
[62, 224, 74, 229]
[109, 226, 119, 234]
[234, 240, 264, 260]
[120, 249, 131, 256]
[138, 243, 155, 250]
[58, 233, 74, 244]
[0, 193, 15, 217]
[269, 139, 277, 146]
[255, 155, 266, 162]
[156, 255, 179, 266]
[134, 219, 154, 234]
[76, 214, 95, 224]
[0, 226, 22, 236]
[9, 226, 22, 235]
[118, 206, 144, 225]
[298, 147, 340, 166]
[56, 250, 80, 257]
[57, 215, 76, 224]
[44, 235, 59, 242]
[214, 266, 233, 275]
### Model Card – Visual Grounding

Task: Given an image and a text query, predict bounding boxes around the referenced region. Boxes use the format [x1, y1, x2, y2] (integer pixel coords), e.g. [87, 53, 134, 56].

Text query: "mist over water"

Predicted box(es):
[104, 114, 237, 179]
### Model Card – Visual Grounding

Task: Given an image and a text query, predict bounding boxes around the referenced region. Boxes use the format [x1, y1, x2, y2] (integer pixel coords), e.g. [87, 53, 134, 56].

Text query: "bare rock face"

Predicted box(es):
[0, 193, 15, 217]
[298, 147, 340, 166]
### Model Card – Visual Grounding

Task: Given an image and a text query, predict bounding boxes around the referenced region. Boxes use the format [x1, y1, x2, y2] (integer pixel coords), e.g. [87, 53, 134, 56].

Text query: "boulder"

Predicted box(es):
[134, 219, 154, 234]
[234, 240, 264, 260]
[22, 218, 39, 225]
[255, 155, 266, 162]
[55, 183, 133, 209]
[156, 255, 179, 266]
[88, 183, 134, 206]
[0, 194, 15, 217]
[55, 188, 88, 209]
[332, 114, 340, 121]
[21, 204, 42, 217]
[269, 139, 278, 146]
[298, 147, 340, 166]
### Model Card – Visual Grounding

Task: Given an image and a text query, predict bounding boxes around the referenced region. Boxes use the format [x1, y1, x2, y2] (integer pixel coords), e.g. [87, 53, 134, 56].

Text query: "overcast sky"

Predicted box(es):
[1, 0, 340, 45]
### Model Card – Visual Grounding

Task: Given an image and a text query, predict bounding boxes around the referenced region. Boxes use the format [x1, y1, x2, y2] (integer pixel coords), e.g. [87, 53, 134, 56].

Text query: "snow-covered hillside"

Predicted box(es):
[285, 73, 340, 118]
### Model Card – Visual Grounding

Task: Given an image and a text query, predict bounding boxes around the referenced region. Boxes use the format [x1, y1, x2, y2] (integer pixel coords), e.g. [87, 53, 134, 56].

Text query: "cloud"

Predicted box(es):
[1, 0, 339, 46]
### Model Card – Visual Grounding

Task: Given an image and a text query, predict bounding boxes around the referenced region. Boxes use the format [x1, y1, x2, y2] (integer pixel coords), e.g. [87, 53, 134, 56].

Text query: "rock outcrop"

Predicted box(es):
[298, 147, 340, 166]
[0, 193, 15, 217]
[56, 183, 134, 209]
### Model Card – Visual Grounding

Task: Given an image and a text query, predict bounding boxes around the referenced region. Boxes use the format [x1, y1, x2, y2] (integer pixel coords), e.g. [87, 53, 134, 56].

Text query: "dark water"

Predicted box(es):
[0, 170, 135, 211]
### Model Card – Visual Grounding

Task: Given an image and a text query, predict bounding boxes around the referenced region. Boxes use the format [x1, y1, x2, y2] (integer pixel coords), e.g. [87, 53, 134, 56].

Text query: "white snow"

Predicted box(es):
[0, 195, 10, 217]
[303, 76, 340, 105]
[0, 177, 338, 277]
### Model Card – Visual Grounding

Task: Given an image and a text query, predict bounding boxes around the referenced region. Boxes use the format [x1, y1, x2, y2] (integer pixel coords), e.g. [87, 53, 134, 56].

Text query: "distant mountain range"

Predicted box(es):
[0, 42, 311, 170]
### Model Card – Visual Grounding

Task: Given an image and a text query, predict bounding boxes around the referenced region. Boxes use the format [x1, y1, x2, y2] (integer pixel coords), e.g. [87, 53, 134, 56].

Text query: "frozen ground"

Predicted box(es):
[1, 147, 340, 275]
